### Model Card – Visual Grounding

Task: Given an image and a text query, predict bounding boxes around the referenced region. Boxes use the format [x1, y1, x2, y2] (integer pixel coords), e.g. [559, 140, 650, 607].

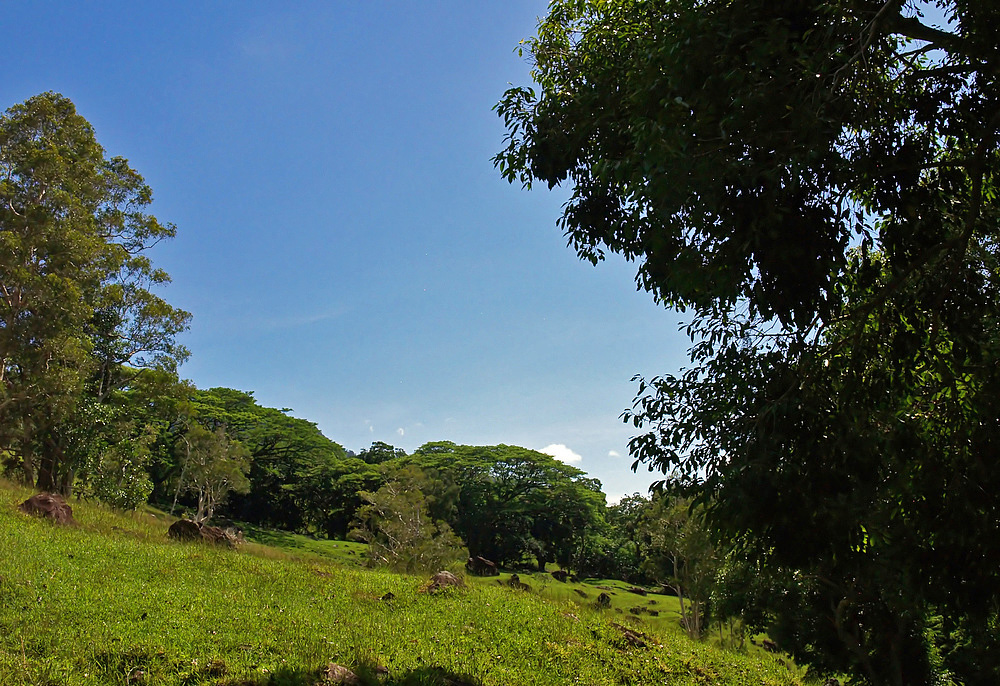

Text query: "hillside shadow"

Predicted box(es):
[221, 663, 481, 686]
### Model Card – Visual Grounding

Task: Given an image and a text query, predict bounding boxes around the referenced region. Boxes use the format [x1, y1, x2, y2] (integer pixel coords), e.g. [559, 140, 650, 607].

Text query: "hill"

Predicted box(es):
[0, 481, 800, 685]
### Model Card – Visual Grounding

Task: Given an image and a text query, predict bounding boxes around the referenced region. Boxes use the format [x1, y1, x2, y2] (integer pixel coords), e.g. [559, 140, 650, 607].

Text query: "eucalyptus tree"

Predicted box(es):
[497, 1, 1000, 682]
[0, 92, 189, 495]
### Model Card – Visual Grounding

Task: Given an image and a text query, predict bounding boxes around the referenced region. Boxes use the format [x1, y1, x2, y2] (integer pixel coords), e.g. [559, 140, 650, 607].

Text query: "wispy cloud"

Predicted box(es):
[540, 444, 582, 464]
[397, 427, 405, 437]
[608, 450, 621, 458]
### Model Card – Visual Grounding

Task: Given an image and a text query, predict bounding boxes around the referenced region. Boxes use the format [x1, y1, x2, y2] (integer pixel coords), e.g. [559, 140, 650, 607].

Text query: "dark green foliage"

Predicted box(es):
[497, 1, 1000, 683]
[0, 92, 190, 498]
[405, 442, 606, 570]
[160, 388, 372, 536]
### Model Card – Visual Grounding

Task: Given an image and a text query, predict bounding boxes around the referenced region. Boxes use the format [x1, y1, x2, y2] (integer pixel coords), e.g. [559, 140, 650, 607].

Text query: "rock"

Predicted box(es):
[465, 555, 499, 576]
[626, 586, 648, 596]
[611, 622, 655, 649]
[380, 592, 395, 601]
[507, 573, 530, 591]
[18, 493, 76, 526]
[595, 592, 612, 609]
[321, 663, 362, 685]
[167, 519, 240, 547]
[550, 569, 569, 582]
[199, 523, 233, 546]
[425, 570, 464, 593]
[761, 638, 780, 653]
[573, 588, 588, 598]
[167, 519, 202, 541]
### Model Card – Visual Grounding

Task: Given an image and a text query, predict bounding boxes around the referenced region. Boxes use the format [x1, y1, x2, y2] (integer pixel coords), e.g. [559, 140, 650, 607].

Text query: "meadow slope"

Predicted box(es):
[0, 482, 800, 686]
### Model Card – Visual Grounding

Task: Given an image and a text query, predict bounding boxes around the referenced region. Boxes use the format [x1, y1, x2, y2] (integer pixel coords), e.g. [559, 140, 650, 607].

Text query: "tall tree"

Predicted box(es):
[497, 2, 1000, 683]
[0, 92, 189, 494]
[407, 442, 605, 569]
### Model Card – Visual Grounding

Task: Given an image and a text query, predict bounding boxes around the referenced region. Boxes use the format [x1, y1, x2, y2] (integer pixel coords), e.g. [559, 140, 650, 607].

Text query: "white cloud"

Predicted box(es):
[397, 427, 405, 437]
[608, 450, 621, 458]
[540, 443, 582, 464]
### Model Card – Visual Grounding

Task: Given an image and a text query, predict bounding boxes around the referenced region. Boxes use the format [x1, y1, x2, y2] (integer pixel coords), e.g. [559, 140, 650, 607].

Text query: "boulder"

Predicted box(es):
[550, 569, 569, 582]
[425, 570, 464, 593]
[18, 493, 76, 526]
[507, 573, 531, 591]
[167, 519, 202, 541]
[465, 555, 499, 576]
[626, 586, 648, 596]
[595, 592, 612, 609]
[167, 519, 240, 547]
[320, 663, 362, 686]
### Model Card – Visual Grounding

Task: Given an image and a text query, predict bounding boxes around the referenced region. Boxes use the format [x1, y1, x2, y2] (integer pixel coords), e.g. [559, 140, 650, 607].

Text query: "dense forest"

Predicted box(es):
[4, 0, 1000, 684]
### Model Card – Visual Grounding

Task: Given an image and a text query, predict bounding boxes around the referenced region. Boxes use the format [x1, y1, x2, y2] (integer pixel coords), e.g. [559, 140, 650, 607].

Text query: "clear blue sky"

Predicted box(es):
[1, 1, 689, 501]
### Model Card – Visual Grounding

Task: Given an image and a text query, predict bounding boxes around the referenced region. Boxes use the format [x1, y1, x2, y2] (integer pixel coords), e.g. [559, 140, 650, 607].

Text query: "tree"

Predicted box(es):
[0, 92, 189, 495]
[349, 465, 465, 573]
[172, 424, 250, 524]
[639, 495, 718, 640]
[179, 388, 352, 532]
[406, 443, 605, 570]
[497, 2, 1000, 683]
[357, 441, 407, 464]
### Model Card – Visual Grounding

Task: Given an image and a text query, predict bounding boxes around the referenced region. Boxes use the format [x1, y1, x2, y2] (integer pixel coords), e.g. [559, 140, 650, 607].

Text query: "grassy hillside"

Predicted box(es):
[0, 481, 800, 686]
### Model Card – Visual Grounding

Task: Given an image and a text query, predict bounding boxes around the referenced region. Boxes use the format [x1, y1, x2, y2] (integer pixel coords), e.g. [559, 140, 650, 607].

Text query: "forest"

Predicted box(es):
[4, 0, 1000, 684]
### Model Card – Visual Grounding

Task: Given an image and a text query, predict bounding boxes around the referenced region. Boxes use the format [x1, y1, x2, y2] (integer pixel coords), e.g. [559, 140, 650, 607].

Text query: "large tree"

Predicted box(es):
[497, 1, 999, 683]
[406, 442, 605, 570]
[0, 92, 189, 495]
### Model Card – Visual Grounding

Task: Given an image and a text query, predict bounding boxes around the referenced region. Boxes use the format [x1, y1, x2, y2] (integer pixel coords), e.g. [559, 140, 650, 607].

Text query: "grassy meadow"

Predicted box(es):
[0, 481, 801, 685]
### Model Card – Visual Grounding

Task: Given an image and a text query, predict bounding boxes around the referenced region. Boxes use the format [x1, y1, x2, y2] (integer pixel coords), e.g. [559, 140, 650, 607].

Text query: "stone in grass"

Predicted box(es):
[18, 493, 76, 526]
[424, 570, 464, 594]
[167, 519, 240, 548]
[506, 573, 531, 592]
[465, 555, 499, 577]
[611, 622, 655, 649]
[595, 592, 612, 609]
[320, 663, 363, 685]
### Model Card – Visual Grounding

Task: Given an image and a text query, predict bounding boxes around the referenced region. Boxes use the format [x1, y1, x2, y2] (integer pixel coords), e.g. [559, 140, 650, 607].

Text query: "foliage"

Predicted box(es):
[0, 92, 189, 496]
[171, 424, 251, 523]
[157, 387, 363, 535]
[349, 465, 465, 574]
[497, 1, 1000, 683]
[405, 442, 606, 570]
[639, 495, 718, 640]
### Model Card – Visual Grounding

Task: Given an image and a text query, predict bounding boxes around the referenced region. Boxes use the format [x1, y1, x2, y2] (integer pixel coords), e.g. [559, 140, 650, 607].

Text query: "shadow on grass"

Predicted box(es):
[241, 524, 304, 550]
[223, 663, 482, 686]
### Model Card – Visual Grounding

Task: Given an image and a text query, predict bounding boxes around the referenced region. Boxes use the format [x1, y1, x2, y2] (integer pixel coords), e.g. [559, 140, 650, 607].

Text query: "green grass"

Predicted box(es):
[0, 481, 802, 685]
[239, 524, 370, 567]
[472, 572, 686, 635]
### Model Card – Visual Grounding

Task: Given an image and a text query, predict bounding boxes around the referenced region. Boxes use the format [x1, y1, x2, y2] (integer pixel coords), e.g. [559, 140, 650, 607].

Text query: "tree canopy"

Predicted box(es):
[497, 1, 1000, 683]
[1, 92, 190, 495]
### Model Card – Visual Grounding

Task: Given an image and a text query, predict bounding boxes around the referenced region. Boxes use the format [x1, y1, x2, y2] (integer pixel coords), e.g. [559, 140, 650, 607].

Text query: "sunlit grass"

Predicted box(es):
[0, 483, 800, 685]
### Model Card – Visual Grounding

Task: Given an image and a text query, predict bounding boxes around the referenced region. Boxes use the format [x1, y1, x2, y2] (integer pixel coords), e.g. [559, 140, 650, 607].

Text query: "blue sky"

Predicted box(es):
[1, 2, 690, 501]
